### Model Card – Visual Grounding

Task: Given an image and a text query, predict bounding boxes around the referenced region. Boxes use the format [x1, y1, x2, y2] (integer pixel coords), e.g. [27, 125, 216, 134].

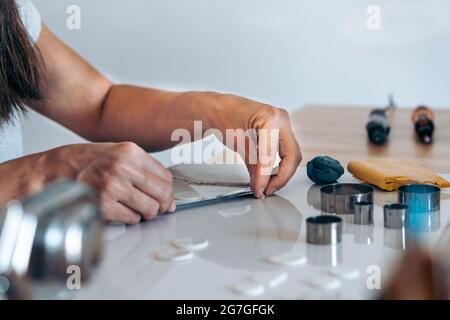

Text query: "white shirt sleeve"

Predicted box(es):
[15, 0, 42, 44]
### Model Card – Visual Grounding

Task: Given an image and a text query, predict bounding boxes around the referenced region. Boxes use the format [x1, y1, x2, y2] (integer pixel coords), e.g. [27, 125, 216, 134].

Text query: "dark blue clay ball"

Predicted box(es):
[306, 156, 344, 185]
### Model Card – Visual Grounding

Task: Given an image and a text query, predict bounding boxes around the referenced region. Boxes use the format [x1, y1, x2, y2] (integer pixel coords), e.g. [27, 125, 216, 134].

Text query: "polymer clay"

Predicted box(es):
[307, 156, 344, 185]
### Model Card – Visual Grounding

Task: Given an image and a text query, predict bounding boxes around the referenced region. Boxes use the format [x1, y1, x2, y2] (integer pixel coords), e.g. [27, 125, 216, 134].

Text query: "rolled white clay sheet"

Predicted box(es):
[169, 164, 250, 186]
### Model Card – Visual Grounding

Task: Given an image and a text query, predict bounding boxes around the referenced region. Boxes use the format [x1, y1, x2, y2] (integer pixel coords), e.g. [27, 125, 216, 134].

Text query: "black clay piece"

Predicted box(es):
[307, 156, 345, 185]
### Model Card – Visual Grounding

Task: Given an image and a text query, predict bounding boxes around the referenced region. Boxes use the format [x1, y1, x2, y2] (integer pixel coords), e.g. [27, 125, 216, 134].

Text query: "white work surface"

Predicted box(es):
[75, 168, 450, 300]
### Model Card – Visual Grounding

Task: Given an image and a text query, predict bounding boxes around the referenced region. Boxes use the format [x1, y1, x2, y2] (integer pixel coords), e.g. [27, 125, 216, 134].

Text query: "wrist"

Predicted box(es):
[178, 91, 224, 130]
[36, 145, 79, 183]
[0, 146, 82, 205]
[197, 92, 249, 131]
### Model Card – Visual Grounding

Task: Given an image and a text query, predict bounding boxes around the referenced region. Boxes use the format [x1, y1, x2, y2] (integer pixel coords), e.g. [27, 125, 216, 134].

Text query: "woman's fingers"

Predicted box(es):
[113, 142, 172, 182]
[120, 183, 162, 220]
[231, 130, 259, 197]
[99, 176, 169, 223]
[253, 126, 279, 197]
[265, 132, 302, 196]
[243, 107, 300, 197]
[109, 142, 175, 214]
[100, 198, 141, 225]
[132, 170, 174, 214]
[124, 143, 175, 213]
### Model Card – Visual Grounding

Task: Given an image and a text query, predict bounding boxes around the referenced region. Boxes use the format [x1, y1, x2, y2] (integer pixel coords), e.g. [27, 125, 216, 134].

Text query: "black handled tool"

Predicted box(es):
[366, 95, 396, 145]
[412, 105, 435, 144]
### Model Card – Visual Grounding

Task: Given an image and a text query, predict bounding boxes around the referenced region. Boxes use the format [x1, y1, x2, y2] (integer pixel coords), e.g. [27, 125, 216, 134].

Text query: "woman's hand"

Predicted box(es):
[0, 142, 175, 224]
[205, 94, 302, 198]
[57, 142, 175, 224]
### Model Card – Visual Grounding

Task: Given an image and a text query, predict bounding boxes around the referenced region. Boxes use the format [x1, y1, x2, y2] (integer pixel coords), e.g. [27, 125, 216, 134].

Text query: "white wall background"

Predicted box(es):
[24, 0, 450, 164]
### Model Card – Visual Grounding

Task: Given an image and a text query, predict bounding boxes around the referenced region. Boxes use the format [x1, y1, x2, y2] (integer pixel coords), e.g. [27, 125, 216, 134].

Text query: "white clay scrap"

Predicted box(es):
[175, 191, 203, 202]
[172, 236, 209, 251]
[252, 271, 288, 289]
[155, 248, 194, 262]
[328, 266, 361, 280]
[231, 280, 265, 296]
[218, 205, 252, 218]
[307, 275, 341, 290]
[267, 252, 307, 267]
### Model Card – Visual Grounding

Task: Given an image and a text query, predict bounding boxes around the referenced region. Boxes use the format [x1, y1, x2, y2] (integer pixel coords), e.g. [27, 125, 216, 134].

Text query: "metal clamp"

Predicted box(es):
[398, 184, 440, 214]
[354, 201, 374, 225]
[384, 203, 408, 229]
[306, 215, 342, 245]
[320, 183, 374, 215]
[0, 181, 103, 300]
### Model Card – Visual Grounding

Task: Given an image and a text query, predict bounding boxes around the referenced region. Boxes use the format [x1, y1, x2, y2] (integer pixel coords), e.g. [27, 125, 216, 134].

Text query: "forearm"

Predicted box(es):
[0, 152, 53, 205]
[93, 85, 257, 151]
[0, 148, 77, 206]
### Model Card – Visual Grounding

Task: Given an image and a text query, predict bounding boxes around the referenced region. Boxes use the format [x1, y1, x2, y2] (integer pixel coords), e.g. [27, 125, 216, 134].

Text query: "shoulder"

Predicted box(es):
[15, 0, 42, 44]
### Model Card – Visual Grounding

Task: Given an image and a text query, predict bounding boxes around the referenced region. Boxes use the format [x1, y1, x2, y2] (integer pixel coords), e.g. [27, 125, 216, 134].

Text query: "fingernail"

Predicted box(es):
[265, 188, 275, 197]
[169, 201, 176, 213]
[257, 188, 265, 199]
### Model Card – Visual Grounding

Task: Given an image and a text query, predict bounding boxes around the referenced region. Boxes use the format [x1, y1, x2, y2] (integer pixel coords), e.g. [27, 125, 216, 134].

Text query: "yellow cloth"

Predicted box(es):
[347, 159, 450, 191]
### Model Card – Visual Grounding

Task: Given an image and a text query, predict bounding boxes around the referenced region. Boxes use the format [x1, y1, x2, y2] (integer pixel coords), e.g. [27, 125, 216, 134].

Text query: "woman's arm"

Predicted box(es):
[31, 26, 301, 197]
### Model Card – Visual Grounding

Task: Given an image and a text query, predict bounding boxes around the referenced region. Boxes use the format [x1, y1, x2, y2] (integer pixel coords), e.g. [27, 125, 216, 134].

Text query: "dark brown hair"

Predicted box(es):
[0, 0, 43, 122]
